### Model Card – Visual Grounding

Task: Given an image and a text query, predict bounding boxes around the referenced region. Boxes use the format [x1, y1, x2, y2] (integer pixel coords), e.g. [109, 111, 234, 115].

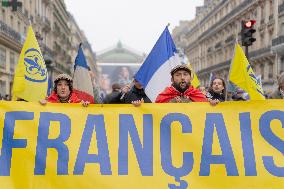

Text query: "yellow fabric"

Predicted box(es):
[229, 43, 265, 100]
[12, 25, 48, 102]
[186, 62, 200, 88]
[0, 101, 284, 189]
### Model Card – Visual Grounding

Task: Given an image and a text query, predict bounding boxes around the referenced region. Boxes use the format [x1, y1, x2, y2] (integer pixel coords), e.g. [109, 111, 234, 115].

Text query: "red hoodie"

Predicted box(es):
[47, 91, 82, 103]
[155, 86, 207, 103]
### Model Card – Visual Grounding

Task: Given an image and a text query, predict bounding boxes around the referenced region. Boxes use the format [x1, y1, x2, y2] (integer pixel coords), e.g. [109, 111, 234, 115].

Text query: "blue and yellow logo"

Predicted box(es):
[24, 48, 47, 83]
[246, 65, 265, 96]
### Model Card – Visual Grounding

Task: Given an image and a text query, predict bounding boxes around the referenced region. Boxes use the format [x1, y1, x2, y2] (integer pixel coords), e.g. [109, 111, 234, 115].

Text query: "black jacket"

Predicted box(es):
[104, 91, 122, 104]
[121, 86, 151, 103]
[206, 90, 225, 102]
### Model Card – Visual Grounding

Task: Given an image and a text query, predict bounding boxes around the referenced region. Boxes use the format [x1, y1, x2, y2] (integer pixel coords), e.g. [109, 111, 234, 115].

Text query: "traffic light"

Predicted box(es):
[1, 0, 22, 11]
[241, 20, 256, 47]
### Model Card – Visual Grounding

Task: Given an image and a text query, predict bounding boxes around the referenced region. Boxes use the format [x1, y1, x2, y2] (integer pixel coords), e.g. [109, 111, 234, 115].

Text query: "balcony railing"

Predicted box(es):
[215, 42, 222, 49]
[249, 47, 271, 58]
[272, 35, 284, 46]
[225, 34, 235, 44]
[197, 60, 230, 75]
[0, 20, 22, 43]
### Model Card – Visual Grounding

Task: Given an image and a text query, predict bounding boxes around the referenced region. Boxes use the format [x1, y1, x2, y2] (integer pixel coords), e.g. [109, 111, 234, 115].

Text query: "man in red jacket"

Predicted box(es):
[156, 65, 208, 103]
[40, 74, 89, 106]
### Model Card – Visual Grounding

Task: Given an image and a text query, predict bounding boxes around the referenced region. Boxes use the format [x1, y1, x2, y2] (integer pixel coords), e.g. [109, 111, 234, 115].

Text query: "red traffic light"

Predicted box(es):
[244, 20, 256, 28]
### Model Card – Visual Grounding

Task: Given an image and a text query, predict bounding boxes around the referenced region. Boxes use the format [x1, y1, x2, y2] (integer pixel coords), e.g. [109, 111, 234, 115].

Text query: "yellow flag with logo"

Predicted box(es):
[186, 62, 200, 88]
[12, 25, 48, 102]
[229, 43, 265, 100]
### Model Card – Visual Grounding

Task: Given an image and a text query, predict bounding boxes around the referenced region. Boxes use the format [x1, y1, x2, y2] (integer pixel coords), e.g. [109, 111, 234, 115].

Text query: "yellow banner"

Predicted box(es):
[0, 101, 283, 189]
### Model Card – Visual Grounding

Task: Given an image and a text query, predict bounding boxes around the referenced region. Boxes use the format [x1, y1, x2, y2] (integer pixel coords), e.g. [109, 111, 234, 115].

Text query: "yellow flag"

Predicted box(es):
[229, 43, 265, 100]
[186, 62, 200, 88]
[12, 25, 48, 102]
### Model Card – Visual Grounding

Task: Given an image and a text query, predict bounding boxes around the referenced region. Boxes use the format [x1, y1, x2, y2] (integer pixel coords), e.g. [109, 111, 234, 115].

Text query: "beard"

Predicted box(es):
[173, 81, 190, 93]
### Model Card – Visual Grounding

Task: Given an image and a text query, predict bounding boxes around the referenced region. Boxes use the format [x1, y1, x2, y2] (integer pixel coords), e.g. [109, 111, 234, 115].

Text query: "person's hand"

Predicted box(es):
[208, 99, 219, 106]
[121, 84, 131, 94]
[39, 99, 47, 105]
[81, 100, 90, 107]
[131, 98, 144, 107]
[174, 96, 182, 103]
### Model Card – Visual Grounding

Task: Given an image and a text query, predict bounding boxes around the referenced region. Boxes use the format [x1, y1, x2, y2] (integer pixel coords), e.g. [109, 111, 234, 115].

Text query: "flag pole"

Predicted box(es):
[72, 42, 83, 78]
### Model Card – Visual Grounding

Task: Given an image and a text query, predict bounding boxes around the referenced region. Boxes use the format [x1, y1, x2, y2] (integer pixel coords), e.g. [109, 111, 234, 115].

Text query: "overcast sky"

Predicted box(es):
[64, 0, 203, 54]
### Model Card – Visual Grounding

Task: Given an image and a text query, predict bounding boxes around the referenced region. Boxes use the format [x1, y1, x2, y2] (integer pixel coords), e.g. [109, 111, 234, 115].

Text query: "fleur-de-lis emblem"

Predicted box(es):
[24, 48, 47, 83]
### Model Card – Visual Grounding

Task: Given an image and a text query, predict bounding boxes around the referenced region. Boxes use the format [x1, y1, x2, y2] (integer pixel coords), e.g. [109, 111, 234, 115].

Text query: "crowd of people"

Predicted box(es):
[0, 94, 10, 101]
[2, 65, 284, 106]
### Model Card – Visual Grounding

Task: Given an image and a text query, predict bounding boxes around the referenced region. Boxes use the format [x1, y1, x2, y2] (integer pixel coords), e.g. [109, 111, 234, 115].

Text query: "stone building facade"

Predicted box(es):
[173, 0, 284, 92]
[0, 0, 97, 98]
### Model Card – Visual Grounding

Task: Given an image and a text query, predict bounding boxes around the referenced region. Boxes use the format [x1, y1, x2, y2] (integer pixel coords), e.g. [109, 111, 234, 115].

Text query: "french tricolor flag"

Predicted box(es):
[73, 44, 95, 103]
[135, 26, 181, 102]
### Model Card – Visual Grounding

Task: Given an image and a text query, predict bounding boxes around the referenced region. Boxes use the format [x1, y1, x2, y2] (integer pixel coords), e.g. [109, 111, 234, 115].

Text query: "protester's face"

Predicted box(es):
[212, 79, 224, 93]
[172, 70, 191, 92]
[56, 80, 71, 99]
[100, 74, 110, 91]
[121, 67, 130, 78]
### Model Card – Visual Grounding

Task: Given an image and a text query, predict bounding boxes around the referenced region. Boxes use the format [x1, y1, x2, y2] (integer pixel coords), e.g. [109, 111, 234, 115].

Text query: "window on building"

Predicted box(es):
[0, 80, 6, 96]
[268, 63, 273, 79]
[281, 23, 284, 35]
[10, 16, 14, 29]
[260, 64, 265, 78]
[10, 52, 15, 73]
[18, 21, 21, 33]
[254, 9, 257, 17]
[261, 4, 265, 21]
[270, 0, 274, 16]
[281, 57, 284, 73]
[0, 47, 6, 69]
[24, 26, 27, 35]
[260, 33, 264, 44]
[232, 0, 236, 8]
[2, 9, 6, 22]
